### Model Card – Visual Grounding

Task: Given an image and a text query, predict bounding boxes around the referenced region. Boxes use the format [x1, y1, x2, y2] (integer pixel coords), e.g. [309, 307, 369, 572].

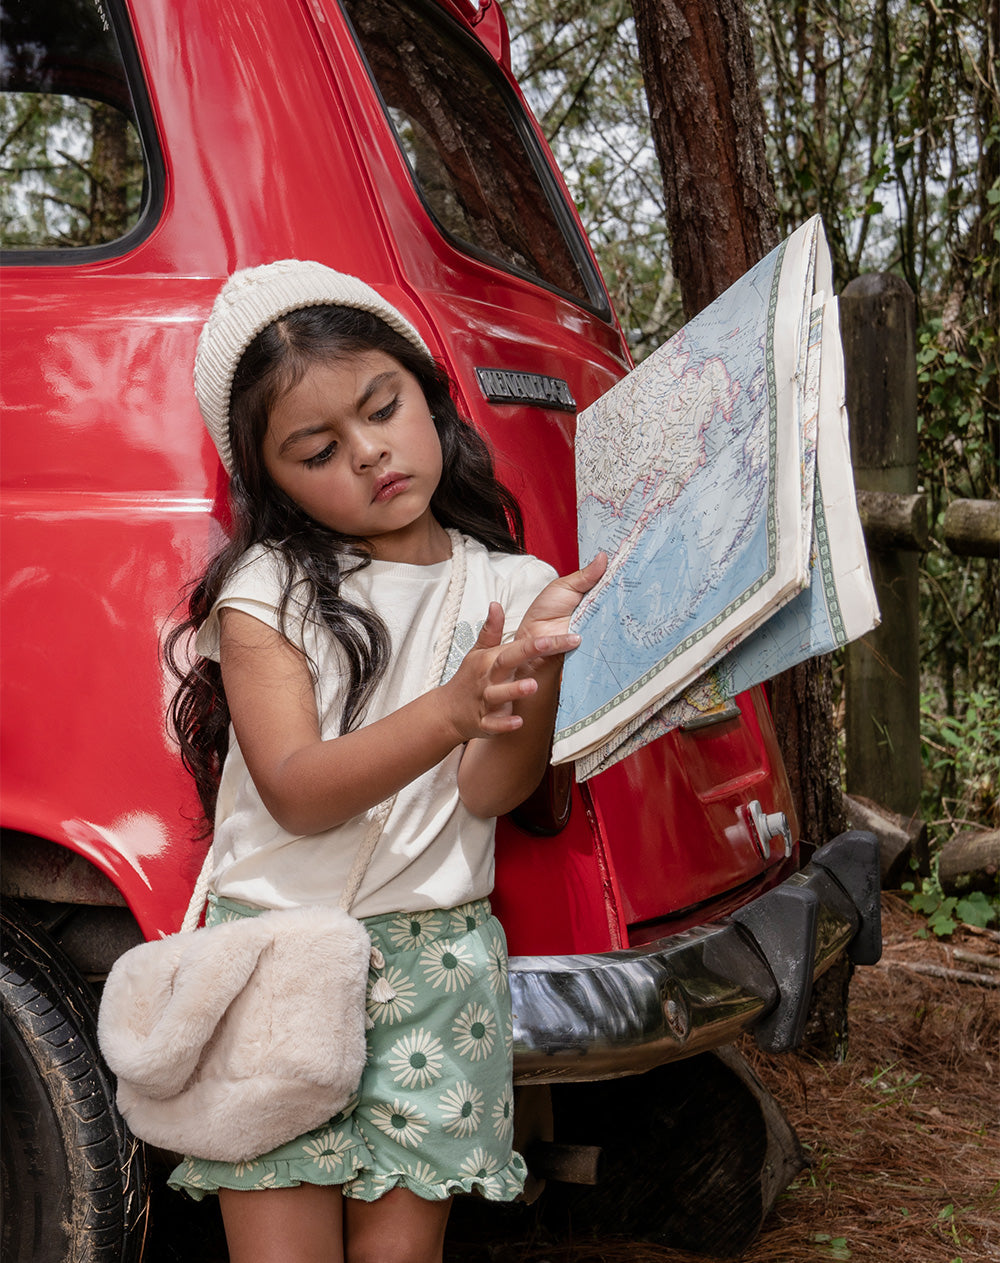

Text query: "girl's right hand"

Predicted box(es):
[441, 601, 580, 740]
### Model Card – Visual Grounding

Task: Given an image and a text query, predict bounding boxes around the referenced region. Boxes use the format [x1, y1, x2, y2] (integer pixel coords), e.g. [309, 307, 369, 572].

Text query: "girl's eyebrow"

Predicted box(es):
[357, 369, 400, 408]
[278, 370, 402, 454]
[278, 423, 334, 455]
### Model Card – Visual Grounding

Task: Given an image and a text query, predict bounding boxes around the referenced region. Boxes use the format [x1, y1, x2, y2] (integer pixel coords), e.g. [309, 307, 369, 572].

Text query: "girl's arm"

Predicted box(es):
[219, 605, 580, 836]
[457, 554, 607, 819]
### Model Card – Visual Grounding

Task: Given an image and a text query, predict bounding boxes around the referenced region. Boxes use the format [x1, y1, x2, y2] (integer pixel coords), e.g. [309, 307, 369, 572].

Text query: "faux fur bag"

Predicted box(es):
[97, 904, 372, 1162]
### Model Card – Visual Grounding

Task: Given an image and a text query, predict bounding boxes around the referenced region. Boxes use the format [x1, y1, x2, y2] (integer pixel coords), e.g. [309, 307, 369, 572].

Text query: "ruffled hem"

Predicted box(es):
[167, 1147, 528, 1205]
[342, 1151, 527, 1204]
[167, 1126, 372, 1201]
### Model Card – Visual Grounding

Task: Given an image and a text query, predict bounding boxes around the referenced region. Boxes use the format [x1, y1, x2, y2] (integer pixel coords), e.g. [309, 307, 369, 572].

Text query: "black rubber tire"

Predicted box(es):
[540, 1050, 805, 1256]
[0, 902, 149, 1263]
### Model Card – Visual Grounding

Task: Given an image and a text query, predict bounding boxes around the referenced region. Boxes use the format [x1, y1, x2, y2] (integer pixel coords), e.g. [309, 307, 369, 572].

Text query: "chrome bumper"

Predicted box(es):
[510, 830, 881, 1083]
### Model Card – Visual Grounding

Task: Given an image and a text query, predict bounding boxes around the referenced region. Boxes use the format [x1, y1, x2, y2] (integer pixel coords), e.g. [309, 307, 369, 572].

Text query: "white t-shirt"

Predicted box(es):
[195, 534, 557, 918]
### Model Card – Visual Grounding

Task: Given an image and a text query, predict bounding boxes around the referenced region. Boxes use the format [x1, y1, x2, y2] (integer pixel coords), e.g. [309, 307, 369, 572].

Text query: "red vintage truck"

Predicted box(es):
[0, 0, 880, 1258]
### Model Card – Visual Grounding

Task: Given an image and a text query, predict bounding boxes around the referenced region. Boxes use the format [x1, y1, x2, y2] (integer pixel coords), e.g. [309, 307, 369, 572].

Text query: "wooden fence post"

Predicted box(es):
[839, 274, 923, 819]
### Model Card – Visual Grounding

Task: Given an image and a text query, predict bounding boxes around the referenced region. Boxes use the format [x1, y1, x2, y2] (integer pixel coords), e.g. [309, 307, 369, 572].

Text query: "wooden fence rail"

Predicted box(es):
[855, 491, 999, 556]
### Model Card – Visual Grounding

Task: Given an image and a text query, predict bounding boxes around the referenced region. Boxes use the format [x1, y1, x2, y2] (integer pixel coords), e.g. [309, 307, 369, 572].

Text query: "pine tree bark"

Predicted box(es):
[88, 102, 131, 245]
[631, 0, 847, 853]
[630, 0, 779, 318]
[631, 0, 852, 1060]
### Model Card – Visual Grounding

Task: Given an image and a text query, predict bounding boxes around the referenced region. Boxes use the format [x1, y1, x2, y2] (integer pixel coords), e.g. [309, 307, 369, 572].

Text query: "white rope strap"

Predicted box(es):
[181, 529, 468, 936]
[338, 528, 467, 915]
[181, 857, 214, 933]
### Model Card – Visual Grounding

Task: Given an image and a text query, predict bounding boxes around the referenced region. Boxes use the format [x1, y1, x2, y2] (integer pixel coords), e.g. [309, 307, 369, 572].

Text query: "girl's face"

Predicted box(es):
[261, 349, 448, 564]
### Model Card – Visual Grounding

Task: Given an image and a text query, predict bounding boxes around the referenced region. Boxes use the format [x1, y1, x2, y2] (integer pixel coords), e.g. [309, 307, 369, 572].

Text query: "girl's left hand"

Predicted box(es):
[514, 552, 608, 648]
[454, 553, 608, 816]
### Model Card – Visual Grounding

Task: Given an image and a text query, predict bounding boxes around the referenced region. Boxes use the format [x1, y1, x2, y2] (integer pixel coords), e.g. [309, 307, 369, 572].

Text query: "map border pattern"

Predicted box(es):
[555, 236, 792, 747]
[813, 470, 846, 642]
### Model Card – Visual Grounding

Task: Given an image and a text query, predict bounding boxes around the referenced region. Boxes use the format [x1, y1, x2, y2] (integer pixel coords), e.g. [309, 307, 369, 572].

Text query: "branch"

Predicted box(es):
[952, 949, 1000, 972]
[878, 959, 1000, 987]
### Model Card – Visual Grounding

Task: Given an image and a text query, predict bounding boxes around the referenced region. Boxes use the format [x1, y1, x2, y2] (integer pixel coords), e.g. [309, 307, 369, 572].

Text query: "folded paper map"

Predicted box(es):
[552, 216, 879, 778]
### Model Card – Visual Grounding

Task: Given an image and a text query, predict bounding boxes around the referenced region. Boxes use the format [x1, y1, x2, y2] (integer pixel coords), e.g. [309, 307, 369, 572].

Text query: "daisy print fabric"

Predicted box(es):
[169, 897, 526, 1204]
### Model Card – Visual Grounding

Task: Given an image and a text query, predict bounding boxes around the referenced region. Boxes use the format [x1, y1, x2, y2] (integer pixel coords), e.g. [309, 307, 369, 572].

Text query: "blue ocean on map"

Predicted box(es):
[564, 282, 777, 719]
[715, 557, 832, 695]
[715, 484, 839, 696]
[553, 216, 879, 773]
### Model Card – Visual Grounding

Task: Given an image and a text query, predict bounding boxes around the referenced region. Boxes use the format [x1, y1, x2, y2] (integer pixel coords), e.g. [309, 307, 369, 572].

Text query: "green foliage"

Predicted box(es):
[920, 671, 1000, 843]
[905, 885, 997, 938]
[812, 1234, 852, 1260]
[917, 324, 996, 454]
[747, 0, 998, 301]
[937, 1201, 979, 1253]
[907, 666, 1000, 935]
[757, 1, 999, 856]
[862, 1062, 923, 1105]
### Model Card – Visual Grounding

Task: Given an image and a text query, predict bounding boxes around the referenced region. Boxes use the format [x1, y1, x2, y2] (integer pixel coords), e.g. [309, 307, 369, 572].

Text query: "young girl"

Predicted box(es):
[165, 259, 605, 1263]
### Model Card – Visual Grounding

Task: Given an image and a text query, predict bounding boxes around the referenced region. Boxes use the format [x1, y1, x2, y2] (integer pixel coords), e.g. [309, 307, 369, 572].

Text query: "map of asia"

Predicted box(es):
[552, 216, 880, 778]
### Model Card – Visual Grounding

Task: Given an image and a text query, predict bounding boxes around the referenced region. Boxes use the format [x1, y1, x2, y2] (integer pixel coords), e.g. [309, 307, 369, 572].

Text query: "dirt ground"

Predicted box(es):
[148, 895, 999, 1261]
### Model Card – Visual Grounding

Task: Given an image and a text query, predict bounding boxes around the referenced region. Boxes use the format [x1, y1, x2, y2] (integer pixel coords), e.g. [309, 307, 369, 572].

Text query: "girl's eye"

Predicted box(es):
[303, 442, 336, 469]
[371, 396, 400, 423]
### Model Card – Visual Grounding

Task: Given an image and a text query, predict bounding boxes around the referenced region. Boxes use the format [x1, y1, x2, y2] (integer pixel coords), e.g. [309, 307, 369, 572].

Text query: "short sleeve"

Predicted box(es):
[194, 547, 307, 662]
[494, 553, 559, 637]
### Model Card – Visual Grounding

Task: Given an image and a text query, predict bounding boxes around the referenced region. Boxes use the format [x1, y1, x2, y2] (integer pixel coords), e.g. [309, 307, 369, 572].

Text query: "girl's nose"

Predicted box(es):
[353, 433, 389, 471]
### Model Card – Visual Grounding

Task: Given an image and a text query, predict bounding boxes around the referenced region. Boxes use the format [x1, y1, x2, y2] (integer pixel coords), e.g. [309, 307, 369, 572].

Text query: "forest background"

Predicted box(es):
[508, 0, 999, 922]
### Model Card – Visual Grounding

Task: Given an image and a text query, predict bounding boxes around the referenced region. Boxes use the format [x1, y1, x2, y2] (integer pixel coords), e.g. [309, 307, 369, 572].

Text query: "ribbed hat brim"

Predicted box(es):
[194, 260, 432, 472]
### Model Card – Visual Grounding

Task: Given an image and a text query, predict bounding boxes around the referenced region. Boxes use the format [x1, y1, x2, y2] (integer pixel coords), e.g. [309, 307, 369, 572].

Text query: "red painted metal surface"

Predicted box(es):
[0, 0, 797, 956]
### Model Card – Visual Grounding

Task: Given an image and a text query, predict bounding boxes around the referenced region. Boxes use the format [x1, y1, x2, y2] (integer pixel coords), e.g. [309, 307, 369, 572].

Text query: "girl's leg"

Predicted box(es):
[219, 1183, 345, 1263]
[344, 1188, 452, 1263]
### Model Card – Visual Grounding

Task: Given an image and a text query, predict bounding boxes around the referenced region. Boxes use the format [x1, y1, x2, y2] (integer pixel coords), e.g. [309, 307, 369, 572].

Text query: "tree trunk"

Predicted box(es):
[630, 0, 779, 318]
[88, 101, 131, 245]
[769, 660, 847, 845]
[630, 0, 844, 851]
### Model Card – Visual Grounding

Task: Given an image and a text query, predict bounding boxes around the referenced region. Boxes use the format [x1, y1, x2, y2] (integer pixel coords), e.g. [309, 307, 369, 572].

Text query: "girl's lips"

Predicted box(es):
[372, 473, 410, 502]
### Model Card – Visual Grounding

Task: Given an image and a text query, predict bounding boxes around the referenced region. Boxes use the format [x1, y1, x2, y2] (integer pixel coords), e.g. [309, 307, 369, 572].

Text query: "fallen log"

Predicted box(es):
[938, 828, 1000, 897]
[843, 794, 929, 887]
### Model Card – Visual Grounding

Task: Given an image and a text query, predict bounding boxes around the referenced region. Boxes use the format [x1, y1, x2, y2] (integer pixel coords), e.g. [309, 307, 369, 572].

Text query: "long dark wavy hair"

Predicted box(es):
[165, 305, 524, 830]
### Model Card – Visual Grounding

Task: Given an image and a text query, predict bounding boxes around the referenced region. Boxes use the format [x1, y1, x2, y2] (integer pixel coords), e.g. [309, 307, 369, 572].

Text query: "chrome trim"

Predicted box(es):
[475, 366, 577, 411]
[511, 845, 871, 1084]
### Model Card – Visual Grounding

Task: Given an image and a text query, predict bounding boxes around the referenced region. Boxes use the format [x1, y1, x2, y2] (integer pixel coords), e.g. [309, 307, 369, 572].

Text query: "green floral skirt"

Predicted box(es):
[168, 896, 526, 1204]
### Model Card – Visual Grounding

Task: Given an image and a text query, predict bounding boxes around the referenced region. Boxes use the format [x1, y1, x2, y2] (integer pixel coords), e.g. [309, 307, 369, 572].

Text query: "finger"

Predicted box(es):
[494, 632, 582, 674]
[478, 711, 525, 736]
[483, 676, 539, 710]
[584, 550, 609, 583]
[472, 601, 505, 650]
[565, 551, 608, 593]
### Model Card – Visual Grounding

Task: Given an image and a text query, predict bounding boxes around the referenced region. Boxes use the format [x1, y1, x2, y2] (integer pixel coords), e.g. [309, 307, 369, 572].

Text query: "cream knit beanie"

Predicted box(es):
[194, 259, 432, 472]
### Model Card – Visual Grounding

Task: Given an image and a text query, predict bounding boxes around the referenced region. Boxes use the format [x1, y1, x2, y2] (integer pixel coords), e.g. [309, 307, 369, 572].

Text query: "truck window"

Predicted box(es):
[341, 0, 606, 313]
[0, 0, 159, 256]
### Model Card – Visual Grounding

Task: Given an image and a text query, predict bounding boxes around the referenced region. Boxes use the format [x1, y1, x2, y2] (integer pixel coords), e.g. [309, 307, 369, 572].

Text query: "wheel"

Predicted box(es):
[540, 1048, 805, 1256]
[0, 902, 149, 1263]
